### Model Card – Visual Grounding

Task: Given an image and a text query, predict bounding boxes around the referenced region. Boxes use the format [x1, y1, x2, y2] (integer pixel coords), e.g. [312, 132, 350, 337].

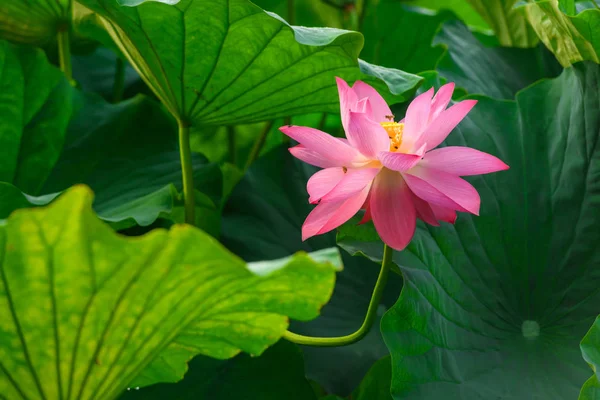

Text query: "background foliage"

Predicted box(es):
[0, 0, 598, 399]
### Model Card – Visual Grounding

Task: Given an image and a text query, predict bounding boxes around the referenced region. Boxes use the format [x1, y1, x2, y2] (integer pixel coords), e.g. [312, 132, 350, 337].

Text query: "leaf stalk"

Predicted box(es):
[178, 119, 195, 225]
[283, 243, 393, 347]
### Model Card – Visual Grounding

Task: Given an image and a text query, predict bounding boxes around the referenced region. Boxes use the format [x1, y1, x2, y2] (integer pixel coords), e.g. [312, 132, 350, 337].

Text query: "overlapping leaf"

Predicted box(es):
[359, 4, 560, 100]
[120, 341, 317, 400]
[433, 20, 561, 99]
[338, 62, 600, 399]
[0, 0, 70, 44]
[0, 41, 74, 194]
[580, 316, 600, 399]
[0, 41, 222, 230]
[0, 186, 340, 399]
[521, 0, 600, 66]
[465, 0, 538, 47]
[77, 0, 422, 126]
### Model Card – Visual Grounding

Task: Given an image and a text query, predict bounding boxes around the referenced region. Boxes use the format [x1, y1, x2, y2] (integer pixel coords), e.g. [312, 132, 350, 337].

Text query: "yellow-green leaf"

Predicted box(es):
[521, 0, 600, 66]
[0, 185, 340, 400]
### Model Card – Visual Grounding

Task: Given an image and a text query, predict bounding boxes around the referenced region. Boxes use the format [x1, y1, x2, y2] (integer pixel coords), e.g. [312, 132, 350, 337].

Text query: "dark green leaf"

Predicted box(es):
[0, 186, 340, 399]
[352, 356, 393, 400]
[44, 93, 223, 230]
[360, 5, 559, 100]
[222, 146, 402, 396]
[434, 20, 561, 99]
[338, 62, 600, 399]
[119, 341, 317, 400]
[0, 87, 222, 231]
[71, 47, 143, 102]
[0, 41, 74, 194]
[77, 0, 422, 126]
[361, 3, 453, 74]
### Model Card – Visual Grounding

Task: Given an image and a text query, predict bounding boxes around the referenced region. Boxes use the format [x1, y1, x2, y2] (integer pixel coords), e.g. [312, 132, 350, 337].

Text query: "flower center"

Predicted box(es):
[380, 121, 404, 152]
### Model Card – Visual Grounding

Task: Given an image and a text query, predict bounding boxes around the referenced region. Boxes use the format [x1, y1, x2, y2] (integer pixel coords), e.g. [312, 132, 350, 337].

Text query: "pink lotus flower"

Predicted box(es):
[280, 78, 509, 251]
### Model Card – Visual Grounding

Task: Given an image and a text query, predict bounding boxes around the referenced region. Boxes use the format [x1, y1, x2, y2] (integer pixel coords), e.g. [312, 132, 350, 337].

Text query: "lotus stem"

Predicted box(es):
[245, 120, 273, 170]
[178, 119, 195, 225]
[57, 25, 72, 81]
[283, 243, 393, 347]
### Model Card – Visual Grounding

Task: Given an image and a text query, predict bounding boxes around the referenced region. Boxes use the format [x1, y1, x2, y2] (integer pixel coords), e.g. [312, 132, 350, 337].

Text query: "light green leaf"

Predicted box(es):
[119, 341, 317, 400]
[466, 0, 539, 47]
[0, 185, 340, 399]
[77, 0, 422, 126]
[338, 62, 600, 399]
[0, 41, 74, 194]
[222, 146, 402, 396]
[0, 0, 69, 45]
[560, 0, 577, 15]
[521, 0, 600, 66]
[399, 0, 490, 31]
[580, 317, 600, 399]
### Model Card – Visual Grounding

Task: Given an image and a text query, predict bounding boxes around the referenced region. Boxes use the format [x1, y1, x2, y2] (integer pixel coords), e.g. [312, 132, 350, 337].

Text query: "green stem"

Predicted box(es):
[283, 244, 393, 347]
[288, 0, 295, 24]
[57, 26, 72, 81]
[178, 120, 195, 225]
[112, 58, 126, 103]
[227, 125, 237, 165]
[245, 120, 273, 170]
[357, 0, 369, 32]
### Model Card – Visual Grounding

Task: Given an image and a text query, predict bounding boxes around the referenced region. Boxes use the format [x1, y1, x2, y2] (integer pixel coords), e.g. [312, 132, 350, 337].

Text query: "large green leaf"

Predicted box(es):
[360, 5, 560, 100]
[400, 0, 537, 46]
[361, 3, 452, 74]
[399, 0, 490, 30]
[42, 93, 223, 230]
[0, 40, 220, 230]
[337, 62, 600, 399]
[465, 0, 538, 47]
[0, 185, 340, 399]
[0, 83, 222, 231]
[222, 146, 402, 396]
[520, 0, 600, 66]
[433, 20, 561, 99]
[0, 0, 69, 44]
[71, 47, 143, 102]
[580, 317, 600, 399]
[0, 41, 74, 194]
[77, 0, 422, 127]
[119, 340, 317, 400]
[352, 356, 393, 400]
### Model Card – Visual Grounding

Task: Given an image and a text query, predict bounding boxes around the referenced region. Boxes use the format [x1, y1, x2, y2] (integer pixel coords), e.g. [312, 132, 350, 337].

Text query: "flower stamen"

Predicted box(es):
[380, 122, 404, 152]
